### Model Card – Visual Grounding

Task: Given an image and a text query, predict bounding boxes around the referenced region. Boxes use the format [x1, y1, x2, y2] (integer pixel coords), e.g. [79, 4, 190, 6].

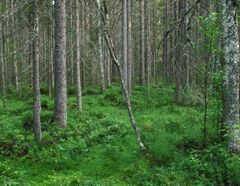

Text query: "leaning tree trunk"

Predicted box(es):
[32, 0, 41, 142]
[98, 0, 146, 152]
[54, 0, 67, 128]
[222, 0, 240, 153]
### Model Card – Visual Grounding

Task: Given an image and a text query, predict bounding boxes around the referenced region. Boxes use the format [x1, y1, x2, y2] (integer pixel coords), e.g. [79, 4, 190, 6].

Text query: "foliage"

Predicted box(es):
[0, 86, 239, 185]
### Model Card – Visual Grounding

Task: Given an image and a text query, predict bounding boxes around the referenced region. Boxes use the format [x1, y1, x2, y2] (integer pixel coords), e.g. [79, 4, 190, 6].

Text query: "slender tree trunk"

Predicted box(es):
[70, 4, 75, 87]
[1, 8, 7, 110]
[163, 0, 168, 85]
[127, 0, 132, 94]
[1, 24, 6, 110]
[122, 0, 128, 87]
[107, 50, 111, 86]
[54, 0, 67, 128]
[74, 0, 83, 112]
[97, 0, 105, 92]
[152, 0, 157, 85]
[48, 22, 53, 98]
[146, 0, 151, 99]
[140, 0, 145, 85]
[32, 0, 41, 142]
[175, 0, 181, 104]
[81, 0, 86, 89]
[185, 0, 190, 91]
[12, 7, 19, 97]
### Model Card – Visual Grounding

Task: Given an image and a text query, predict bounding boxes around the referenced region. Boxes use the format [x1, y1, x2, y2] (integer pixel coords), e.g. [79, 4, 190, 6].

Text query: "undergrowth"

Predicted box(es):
[0, 85, 239, 185]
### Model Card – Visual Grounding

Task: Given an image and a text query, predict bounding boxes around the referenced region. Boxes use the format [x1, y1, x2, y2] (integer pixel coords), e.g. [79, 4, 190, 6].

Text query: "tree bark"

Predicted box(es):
[0, 21, 6, 110]
[74, 0, 83, 112]
[127, 0, 132, 94]
[222, 0, 240, 153]
[97, 0, 105, 92]
[11, 4, 19, 97]
[122, 0, 128, 87]
[54, 0, 67, 128]
[32, 0, 42, 142]
[1, 1, 7, 110]
[163, 0, 169, 85]
[140, 0, 145, 85]
[146, 0, 152, 99]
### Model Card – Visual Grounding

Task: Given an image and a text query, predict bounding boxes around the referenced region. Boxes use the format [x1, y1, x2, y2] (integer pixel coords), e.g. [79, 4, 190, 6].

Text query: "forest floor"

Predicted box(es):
[0, 85, 239, 185]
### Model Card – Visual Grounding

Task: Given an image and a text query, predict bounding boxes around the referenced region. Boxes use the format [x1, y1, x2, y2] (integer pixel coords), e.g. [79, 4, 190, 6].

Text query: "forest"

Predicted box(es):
[0, 0, 240, 185]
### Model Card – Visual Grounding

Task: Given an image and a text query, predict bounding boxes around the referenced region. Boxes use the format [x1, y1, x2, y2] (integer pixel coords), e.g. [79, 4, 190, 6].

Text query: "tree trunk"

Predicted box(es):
[146, 0, 152, 99]
[127, 0, 132, 94]
[32, 0, 41, 142]
[74, 0, 83, 112]
[222, 0, 240, 153]
[107, 50, 111, 86]
[122, 0, 128, 87]
[11, 6, 19, 97]
[100, 0, 146, 151]
[54, 0, 67, 128]
[0, 21, 6, 110]
[97, 0, 105, 92]
[1, 1, 7, 110]
[163, 0, 169, 85]
[140, 0, 145, 85]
